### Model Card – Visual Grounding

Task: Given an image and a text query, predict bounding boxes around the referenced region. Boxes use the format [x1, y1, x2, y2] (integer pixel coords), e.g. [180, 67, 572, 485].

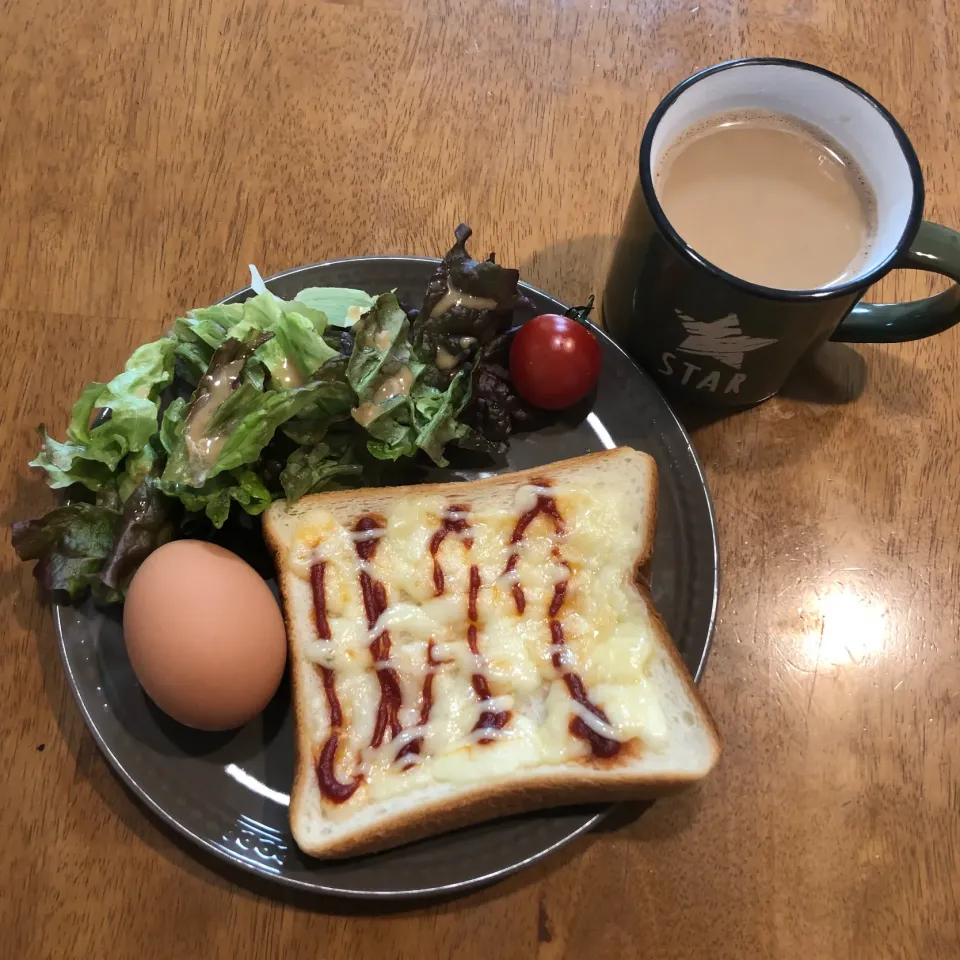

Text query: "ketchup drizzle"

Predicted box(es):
[510, 487, 566, 543]
[310, 561, 361, 803]
[313, 483, 620, 793]
[467, 557, 510, 737]
[311, 562, 332, 640]
[353, 514, 382, 561]
[396, 640, 450, 761]
[354, 516, 403, 750]
[506, 486, 621, 759]
[468, 620, 510, 735]
[504, 487, 565, 615]
[467, 563, 481, 622]
[503, 553, 525, 614]
[431, 506, 510, 741]
[429, 505, 471, 596]
[549, 587, 620, 759]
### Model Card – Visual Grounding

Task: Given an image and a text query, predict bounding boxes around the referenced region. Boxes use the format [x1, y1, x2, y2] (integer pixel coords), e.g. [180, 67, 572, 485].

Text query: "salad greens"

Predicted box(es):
[14, 224, 533, 602]
[30, 338, 176, 490]
[413, 222, 529, 386]
[11, 503, 122, 602]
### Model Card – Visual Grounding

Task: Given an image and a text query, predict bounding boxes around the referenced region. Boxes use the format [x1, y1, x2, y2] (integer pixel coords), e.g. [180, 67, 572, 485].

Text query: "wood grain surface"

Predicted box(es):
[2, 0, 959, 957]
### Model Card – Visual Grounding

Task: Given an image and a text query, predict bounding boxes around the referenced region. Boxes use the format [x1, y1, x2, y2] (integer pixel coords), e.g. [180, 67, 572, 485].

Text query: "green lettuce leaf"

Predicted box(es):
[280, 443, 364, 502]
[345, 291, 417, 447]
[413, 369, 472, 465]
[343, 291, 475, 466]
[159, 397, 186, 456]
[173, 292, 343, 390]
[117, 441, 161, 503]
[161, 330, 355, 509]
[160, 333, 273, 486]
[279, 376, 355, 446]
[363, 370, 471, 467]
[171, 305, 241, 383]
[225, 293, 338, 388]
[69, 339, 176, 465]
[28, 427, 114, 491]
[11, 503, 119, 601]
[186, 303, 246, 333]
[29, 338, 175, 489]
[346, 293, 426, 431]
[292, 287, 375, 327]
[201, 381, 346, 478]
[362, 395, 420, 461]
[173, 467, 273, 528]
[145, 388, 276, 527]
[346, 292, 414, 396]
[63, 381, 110, 449]
[261, 305, 338, 385]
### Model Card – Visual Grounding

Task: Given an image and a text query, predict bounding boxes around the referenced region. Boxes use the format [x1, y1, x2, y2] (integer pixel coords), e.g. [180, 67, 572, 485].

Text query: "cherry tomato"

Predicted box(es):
[509, 313, 601, 409]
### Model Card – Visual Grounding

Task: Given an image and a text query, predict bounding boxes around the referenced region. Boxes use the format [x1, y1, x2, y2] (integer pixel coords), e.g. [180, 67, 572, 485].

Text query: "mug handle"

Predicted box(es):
[832, 221, 960, 342]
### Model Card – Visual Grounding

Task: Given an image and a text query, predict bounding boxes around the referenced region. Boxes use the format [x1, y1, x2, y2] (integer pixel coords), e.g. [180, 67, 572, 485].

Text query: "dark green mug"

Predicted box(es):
[604, 58, 960, 407]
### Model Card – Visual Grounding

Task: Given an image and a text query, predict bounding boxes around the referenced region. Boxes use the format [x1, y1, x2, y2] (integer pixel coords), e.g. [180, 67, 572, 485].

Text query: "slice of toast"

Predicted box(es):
[263, 447, 720, 858]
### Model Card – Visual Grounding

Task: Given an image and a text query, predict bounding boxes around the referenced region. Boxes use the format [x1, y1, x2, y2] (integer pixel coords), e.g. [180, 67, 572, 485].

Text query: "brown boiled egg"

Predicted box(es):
[123, 540, 287, 731]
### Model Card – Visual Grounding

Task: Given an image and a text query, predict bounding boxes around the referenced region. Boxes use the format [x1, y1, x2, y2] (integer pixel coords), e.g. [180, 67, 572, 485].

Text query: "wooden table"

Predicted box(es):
[2, 0, 959, 956]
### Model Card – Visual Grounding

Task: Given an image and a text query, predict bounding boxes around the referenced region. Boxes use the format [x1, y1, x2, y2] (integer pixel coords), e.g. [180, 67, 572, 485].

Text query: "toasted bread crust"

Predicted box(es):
[263, 448, 720, 858]
[264, 449, 659, 567]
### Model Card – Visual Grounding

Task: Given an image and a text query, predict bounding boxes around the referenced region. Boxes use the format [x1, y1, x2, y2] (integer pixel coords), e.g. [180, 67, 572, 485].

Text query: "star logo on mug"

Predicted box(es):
[675, 311, 778, 370]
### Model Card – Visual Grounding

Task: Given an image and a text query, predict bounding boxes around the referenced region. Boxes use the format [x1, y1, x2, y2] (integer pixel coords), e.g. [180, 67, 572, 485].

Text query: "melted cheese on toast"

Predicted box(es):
[283, 480, 667, 810]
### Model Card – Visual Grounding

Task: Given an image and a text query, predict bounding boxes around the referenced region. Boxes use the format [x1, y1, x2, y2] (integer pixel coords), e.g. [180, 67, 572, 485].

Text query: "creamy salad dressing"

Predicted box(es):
[275, 354, 304, 389]
[435, 346, 458, 370]
[352, 364, 415, 426]
[185, 357, 247, 479]
[430, 280, 498, 318]
[373, 366, 414, 405]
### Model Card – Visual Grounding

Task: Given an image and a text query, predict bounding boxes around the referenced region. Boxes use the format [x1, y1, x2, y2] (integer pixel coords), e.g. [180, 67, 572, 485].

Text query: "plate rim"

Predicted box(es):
[53, 254, 719, 899]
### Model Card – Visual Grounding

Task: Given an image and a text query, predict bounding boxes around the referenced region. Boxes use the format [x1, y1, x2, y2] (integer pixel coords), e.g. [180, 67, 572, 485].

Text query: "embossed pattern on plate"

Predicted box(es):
[54, 257, 719, 898]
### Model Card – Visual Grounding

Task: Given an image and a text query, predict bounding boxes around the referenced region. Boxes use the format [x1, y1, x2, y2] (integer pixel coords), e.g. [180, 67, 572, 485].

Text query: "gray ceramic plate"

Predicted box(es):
[54, 257, 718, 899]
